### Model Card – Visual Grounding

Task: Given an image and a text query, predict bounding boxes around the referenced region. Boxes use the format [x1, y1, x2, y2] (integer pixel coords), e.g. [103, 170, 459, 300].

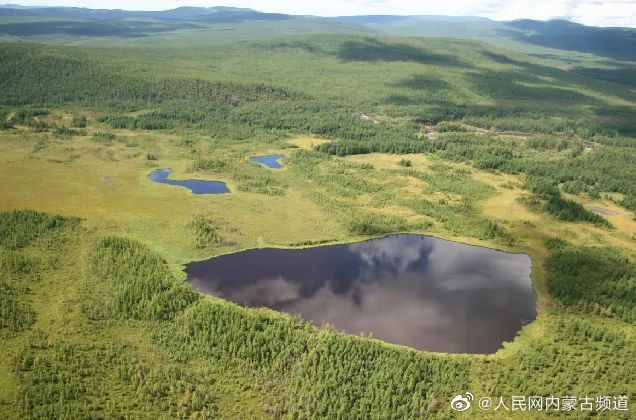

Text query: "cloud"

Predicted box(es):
[476, 0, 636, 27]
[7, 0, 636, 27]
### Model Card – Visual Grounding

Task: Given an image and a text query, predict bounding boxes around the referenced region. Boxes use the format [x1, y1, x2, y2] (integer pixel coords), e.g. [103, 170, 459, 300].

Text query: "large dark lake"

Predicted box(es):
[187, 234, 535, 353]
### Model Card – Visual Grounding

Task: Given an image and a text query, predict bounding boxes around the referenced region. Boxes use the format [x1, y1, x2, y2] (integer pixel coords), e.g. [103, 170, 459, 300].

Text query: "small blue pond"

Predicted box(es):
[148, 169, 229, 195]
[250, 154, 284, 169]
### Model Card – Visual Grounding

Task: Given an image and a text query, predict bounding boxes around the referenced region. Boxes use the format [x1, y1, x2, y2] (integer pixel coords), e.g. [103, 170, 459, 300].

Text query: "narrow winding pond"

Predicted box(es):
[250, 154, 284, 169]
[187, 234, 536, 354]
[148, 169, 229, 195]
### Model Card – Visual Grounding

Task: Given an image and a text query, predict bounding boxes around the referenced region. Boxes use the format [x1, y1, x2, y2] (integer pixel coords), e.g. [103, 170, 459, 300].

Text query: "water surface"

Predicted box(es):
[250, 154, 284, 169]
[187, 234, 535, 354]
[148, 169, 229, 195]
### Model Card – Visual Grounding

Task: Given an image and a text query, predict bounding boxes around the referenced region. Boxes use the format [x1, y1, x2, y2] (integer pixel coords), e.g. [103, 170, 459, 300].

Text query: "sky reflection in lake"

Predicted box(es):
[148, 168, 229, 194]
[187, 234, 535, 353]
[250, 154, 284, 169]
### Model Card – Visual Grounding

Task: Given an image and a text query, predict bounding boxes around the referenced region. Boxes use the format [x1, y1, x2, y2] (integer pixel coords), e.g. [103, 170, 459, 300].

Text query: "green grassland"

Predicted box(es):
[1, 25, 635, 419]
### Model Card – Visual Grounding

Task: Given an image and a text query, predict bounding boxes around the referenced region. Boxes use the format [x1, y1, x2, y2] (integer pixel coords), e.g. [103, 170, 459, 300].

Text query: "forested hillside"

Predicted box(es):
[1, 210, 634, 418]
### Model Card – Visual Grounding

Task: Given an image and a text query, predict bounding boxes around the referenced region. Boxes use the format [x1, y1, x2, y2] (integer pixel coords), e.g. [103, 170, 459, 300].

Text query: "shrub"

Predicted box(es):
[347, 214, 409, 235]
[190, 214, 221, 248]
[71, 114, 87, 128]
[435, 121, 468, 132]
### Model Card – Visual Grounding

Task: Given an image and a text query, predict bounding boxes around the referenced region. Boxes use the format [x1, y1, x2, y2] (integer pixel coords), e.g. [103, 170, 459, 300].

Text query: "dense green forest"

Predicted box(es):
[1, 210, 634, 418]
[1, 6, 635, 418]
[2, 37, 635, 223]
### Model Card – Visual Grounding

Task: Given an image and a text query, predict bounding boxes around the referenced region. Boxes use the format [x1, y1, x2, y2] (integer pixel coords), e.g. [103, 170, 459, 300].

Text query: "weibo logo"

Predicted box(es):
[450, 392, 474, 412]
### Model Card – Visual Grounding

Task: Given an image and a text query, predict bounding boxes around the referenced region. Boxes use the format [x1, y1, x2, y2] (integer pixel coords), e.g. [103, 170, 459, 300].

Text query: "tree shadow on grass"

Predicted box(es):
[481, 51, 524, 66]
[571, 66, 636, 88]
[337, 37, 471, 67]
[393, 75, 452, 92]
[496, 20, 636, 61]
[466, 68, 593, 101]
[386, 67, 593, 107]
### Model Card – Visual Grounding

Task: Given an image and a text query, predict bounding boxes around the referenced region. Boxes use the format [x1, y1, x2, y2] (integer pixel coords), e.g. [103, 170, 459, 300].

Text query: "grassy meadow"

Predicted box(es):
[1, 24, 635, 418]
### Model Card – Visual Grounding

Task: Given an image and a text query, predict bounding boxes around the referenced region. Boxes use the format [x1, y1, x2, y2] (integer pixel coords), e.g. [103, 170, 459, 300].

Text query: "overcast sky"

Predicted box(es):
[6, 0, 636, 27]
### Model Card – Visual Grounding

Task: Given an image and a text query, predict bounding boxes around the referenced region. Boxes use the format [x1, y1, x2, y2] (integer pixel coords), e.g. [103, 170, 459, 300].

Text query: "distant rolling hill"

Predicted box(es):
[0, 5, 635, 60]
[0, 5, 256, 20]
[499, 19, 636, 60]
[340, 15, 636, 60]
[0, 6, 376, 41]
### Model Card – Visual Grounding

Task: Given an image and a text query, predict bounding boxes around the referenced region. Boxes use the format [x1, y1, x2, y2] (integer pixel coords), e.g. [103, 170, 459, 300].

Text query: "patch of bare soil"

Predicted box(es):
[100, 176, 116, 186]
[359, 112, 379, 124]
[461, 124, 488, 133]
[588, 206, 619, 216]
[498, 131, 533, 138]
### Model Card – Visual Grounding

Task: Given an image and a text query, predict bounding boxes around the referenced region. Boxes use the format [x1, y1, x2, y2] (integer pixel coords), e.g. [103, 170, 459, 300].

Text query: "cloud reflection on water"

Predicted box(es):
[187, 234, 536, 353]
